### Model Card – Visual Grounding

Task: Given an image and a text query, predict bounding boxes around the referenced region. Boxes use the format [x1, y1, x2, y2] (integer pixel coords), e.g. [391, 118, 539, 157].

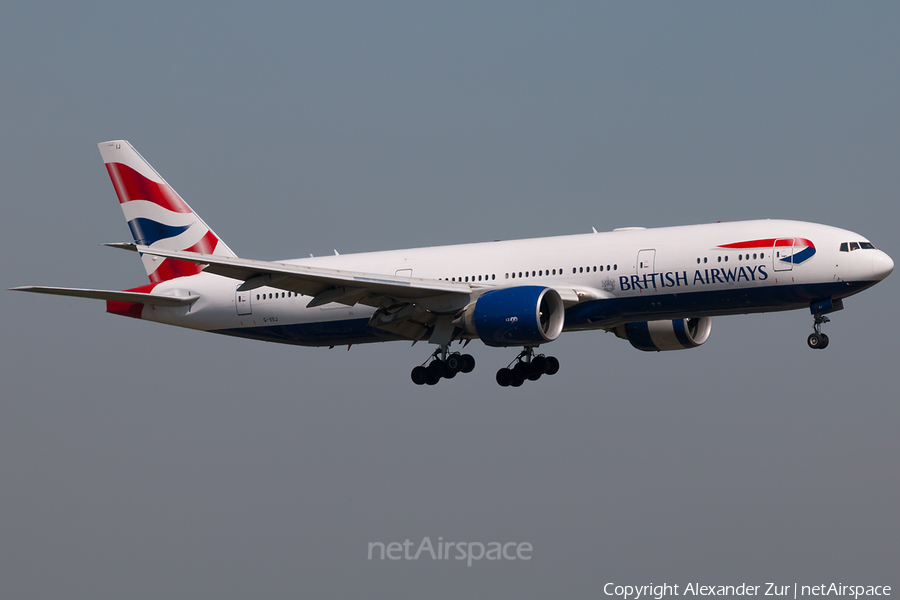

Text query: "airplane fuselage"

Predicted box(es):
[138, 219, 891, 346]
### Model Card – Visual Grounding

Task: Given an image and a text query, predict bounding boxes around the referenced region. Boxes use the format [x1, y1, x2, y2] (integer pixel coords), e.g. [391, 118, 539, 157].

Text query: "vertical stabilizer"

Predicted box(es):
[98, 140, 236, 284]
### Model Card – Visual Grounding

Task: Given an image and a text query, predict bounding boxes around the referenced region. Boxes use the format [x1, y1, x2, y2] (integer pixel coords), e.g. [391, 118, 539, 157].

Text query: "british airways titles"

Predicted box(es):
[619, 265, 769, 292]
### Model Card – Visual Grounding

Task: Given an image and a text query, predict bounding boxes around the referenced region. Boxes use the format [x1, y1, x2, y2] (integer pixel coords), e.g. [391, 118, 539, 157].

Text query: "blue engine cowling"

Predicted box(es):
[461, 286, 565, 347]
[615, 317, 712, 351]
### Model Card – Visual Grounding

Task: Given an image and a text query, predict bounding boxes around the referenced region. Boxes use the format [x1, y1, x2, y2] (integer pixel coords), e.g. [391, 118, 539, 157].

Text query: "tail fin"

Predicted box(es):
[98, 140, 237, 284]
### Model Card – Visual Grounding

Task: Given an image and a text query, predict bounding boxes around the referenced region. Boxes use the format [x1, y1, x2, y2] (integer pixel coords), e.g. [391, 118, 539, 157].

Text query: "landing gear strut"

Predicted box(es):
[496, 347, 559, 387]
[411, 346, 475, 385]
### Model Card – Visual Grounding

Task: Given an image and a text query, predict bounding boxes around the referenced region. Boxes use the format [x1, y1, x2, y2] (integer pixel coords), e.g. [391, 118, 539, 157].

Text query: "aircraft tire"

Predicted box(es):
[820, 333, 829, 349]
[411, 366, 428, 385]
[460, 354, 476, 373]
[446, 354, 462, 373]
[807, 333, 821, 349]
[545, 356, 560, 375]
[428, 359, 446, 378]
[496, 368, 512, 387]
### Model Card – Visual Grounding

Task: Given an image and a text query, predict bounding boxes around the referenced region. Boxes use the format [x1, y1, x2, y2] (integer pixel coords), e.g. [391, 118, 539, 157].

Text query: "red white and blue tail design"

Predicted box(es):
[98, 140, 236, 283]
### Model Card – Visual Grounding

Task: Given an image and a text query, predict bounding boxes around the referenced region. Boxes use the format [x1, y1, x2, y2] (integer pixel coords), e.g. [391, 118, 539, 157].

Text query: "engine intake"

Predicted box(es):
[460, 286, 565, 347]
[616, 317, 712, 351]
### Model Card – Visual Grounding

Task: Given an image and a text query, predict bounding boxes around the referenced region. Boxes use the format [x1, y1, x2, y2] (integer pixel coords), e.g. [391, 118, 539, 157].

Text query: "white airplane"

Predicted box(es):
[13, 140, 894, 387]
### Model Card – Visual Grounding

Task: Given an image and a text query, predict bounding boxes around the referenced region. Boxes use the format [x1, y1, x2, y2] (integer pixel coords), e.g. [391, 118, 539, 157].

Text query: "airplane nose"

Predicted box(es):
[872, 251, 894, 280]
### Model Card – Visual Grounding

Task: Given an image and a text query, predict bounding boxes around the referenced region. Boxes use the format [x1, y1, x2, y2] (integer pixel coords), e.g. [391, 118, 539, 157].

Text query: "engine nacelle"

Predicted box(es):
[460, 286, 565, 347]
[615, 317, 712, 351]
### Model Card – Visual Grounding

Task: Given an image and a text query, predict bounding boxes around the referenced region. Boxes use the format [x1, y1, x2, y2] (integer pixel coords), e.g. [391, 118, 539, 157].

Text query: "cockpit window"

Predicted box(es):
[850, 242, 860, 251]
[860, 242, 876, 250]
[840, 242, 849, 252]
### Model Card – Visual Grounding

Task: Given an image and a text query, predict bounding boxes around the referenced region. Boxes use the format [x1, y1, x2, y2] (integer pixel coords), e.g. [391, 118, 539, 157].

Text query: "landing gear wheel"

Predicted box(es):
[411, 366, 428, 385]
[446, 353, 462, 373]
[496, 368, 512, 387]
[425, 370, 440, 385]
[510, 373, 525, 387]
[545, 356, 560, 375]
[460, 354, 476, 373]
[819, 333, 829, 349]
[807, 333, 822, 349]
[427, 359, 446, 378]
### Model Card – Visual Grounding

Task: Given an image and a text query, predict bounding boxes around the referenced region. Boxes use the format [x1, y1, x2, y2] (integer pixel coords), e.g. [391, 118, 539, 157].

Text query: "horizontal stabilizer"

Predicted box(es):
[102, 242, 138, 251]
[10, 286, 198, 307]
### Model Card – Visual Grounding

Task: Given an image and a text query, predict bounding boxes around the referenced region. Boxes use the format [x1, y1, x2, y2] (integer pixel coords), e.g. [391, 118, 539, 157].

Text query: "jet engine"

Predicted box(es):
[459, 286, 565, 347]
[615, 317, 712, 351]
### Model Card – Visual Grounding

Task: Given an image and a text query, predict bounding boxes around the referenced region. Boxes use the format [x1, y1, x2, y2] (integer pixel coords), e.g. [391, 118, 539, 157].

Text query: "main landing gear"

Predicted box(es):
[411, 347, 475, 385]
[496, 347, 559, 387]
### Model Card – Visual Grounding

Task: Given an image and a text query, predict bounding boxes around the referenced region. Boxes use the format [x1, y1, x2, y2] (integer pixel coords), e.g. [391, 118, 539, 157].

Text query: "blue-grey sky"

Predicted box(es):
[2, 3, 898, 598]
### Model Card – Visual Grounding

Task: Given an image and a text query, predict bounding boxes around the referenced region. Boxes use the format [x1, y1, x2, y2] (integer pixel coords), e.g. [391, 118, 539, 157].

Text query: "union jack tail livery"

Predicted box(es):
[98, 140, 236, 283]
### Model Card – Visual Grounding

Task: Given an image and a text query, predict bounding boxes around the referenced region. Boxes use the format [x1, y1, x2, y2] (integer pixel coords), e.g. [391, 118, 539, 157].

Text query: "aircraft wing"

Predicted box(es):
[10, 286, 199, 307]
[129, 245, 613, 308]
[131, 245, 475, 309]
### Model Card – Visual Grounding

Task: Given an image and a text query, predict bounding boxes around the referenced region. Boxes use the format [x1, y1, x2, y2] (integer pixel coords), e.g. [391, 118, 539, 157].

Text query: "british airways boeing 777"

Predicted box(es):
[13, 141, 894, 387]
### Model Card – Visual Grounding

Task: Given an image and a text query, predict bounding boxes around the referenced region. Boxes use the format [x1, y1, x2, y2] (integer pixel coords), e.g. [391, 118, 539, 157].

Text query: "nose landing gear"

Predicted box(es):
[807, 317, 830, 349]
[496, 347, 559, 387]
[807, 298, 843, 349]
[411, 346, 475, 385]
